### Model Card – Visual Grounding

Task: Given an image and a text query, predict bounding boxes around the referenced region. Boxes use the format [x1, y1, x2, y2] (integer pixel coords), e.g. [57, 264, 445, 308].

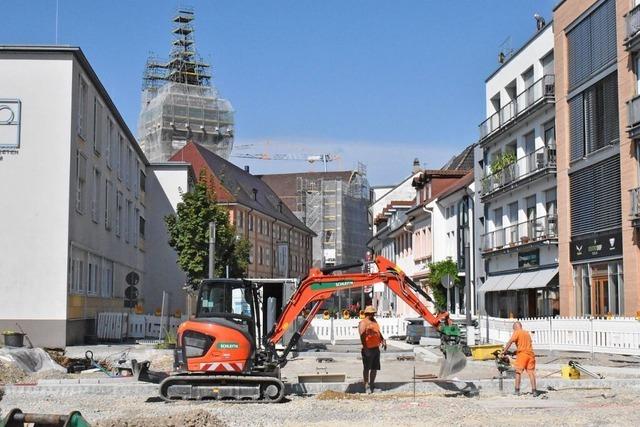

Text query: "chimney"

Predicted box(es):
[412, 158, 421, 174]
[244, 165, 250, 173]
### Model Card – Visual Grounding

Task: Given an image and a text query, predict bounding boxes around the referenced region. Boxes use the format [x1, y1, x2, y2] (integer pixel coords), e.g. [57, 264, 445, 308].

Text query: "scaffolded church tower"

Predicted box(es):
[138, 9, 234, 162]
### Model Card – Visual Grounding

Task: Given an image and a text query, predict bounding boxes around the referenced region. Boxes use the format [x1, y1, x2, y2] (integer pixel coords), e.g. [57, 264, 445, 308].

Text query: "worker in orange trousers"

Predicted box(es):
[502, 321, 540, 396]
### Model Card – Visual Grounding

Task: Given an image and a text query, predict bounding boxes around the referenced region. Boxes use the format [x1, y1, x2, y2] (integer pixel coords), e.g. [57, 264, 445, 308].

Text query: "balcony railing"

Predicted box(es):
[481, 214, 558, 252]
[480, 145, 557, 197]
[631, 187, 640, 218]
[628, 94, 640, 130]
[479, 74, 555, 141]
[626, 4, 640, 45]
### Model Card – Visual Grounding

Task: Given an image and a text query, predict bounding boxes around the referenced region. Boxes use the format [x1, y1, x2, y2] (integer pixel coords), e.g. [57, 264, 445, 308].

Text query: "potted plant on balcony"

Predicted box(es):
[490, 152, 517, 185]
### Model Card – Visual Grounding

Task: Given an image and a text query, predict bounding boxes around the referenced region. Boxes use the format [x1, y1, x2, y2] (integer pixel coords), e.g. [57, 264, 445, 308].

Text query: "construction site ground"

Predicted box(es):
[2, 340, 640, 426]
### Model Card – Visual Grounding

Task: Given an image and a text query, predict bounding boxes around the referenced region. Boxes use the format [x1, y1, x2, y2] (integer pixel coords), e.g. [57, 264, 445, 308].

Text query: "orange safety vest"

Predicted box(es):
[359, 318, 382, 349]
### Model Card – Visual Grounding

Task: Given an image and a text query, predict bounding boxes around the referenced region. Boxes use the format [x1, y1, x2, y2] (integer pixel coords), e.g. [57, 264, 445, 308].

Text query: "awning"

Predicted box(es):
[507, 270, 539, 290]
[480, 272, 519, 293]
[507, 267, 559, 291]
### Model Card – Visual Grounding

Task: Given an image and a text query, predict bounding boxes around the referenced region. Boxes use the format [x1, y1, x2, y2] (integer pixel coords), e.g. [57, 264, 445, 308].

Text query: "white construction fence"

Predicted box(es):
[304, 317, 409, 344]
[478, 315, 640, 356]
[96, 312, 185, 341]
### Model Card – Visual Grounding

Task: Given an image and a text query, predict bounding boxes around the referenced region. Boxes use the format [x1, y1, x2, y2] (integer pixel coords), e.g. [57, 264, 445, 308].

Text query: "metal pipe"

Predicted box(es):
[209, 221, 216, 279]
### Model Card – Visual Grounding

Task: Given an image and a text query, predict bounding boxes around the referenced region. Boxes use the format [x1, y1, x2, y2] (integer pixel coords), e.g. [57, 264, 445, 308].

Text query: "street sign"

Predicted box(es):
[441, 274, 455, 289]
[126, 271, 140, 286]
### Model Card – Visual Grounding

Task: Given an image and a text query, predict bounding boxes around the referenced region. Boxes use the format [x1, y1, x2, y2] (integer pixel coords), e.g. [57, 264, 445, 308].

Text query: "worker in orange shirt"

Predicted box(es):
[502, 321, 539, 396]
[358, 306, 386, 394]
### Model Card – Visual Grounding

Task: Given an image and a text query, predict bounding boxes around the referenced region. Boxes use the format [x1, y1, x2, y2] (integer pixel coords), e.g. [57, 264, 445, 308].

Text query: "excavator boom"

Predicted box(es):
[266, 256, 466, 376]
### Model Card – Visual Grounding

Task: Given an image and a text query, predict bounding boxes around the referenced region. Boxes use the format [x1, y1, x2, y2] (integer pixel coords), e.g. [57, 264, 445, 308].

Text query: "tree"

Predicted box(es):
[165, 174, 251, 287]
[425, 259, 461, 310]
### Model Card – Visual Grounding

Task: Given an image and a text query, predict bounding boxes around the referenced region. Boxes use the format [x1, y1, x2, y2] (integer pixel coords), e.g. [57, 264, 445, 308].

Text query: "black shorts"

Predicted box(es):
[362, 347, 381, 371]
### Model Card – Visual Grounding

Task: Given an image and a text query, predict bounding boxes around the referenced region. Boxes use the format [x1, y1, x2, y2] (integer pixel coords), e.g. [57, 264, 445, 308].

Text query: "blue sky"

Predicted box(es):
[1, 0, 556, 185]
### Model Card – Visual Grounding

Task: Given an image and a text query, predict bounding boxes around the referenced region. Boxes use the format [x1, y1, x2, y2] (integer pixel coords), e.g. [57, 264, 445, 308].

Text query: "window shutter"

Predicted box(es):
[590, 0, 617, 73]
[570, 155, 621, 236]
[568, 17, 592, 90]
[602, 72, 619, 146]
[569, 95, 585, 161]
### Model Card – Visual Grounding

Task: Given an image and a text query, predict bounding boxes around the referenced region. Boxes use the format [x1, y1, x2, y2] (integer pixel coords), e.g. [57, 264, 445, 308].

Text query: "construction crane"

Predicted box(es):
[231, 152, 339, 172]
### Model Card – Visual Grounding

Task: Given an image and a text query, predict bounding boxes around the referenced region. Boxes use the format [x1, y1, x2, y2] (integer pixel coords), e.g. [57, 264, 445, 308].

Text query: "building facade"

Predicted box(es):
[0, 46, 186, 346]
[170, 142, 314, 279]
[476, 23, 560, 318]
[554, 0, 640, 316]
[260, 169, 370, 269]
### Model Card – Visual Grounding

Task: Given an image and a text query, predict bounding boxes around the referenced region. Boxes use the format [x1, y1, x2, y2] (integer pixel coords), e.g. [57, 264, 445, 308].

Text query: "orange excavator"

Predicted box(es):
[159, 256, 467, 402]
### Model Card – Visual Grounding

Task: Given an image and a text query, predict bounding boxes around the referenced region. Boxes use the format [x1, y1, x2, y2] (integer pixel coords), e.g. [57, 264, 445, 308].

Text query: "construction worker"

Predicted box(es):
[358, 305, 386, 394]
[502, 321, 540, 396]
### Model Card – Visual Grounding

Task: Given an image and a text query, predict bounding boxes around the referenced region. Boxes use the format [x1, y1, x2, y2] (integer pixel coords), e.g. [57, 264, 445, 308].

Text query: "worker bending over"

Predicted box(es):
[503, 321, 540, 396]
[358, 306, 387, 394]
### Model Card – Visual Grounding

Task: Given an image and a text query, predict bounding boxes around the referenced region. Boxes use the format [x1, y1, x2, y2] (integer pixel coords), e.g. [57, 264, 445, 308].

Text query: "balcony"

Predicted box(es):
[480, 145, 557, 200]
[627, 95, 640, 139]
[632, 187, 640, 228]
[479, 75, 555, 143]
[624, 4, 640, 51]
[481, 214, 558, 255]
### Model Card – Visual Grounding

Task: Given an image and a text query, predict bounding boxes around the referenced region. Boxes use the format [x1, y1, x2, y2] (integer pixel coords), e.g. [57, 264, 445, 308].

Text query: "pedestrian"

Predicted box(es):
[358, 305, 386, 394]
[502, 321, 540, 396]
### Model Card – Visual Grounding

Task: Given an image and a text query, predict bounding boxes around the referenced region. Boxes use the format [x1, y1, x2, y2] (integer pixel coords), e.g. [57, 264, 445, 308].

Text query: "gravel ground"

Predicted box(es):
[2, 389, 640, 426]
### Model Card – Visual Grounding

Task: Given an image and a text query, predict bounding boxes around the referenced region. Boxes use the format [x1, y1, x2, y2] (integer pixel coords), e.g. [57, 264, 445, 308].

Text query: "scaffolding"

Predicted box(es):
[138, 9, 234, 162]
[295, 163, 370, 268]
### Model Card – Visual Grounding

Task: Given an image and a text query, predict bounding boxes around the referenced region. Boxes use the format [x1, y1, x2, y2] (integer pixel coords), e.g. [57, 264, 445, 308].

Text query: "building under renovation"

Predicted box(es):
[260, 166, 371, 269]
[138, 9, 234, 162]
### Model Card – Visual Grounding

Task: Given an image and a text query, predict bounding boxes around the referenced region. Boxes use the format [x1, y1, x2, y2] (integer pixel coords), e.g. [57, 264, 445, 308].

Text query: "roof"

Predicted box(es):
[412, 169, 468, 188]
[0, 45, 149, 165]
[436, 171, 474, 201]
[172, 143, 314, 235]
[440, 144, 475, 171]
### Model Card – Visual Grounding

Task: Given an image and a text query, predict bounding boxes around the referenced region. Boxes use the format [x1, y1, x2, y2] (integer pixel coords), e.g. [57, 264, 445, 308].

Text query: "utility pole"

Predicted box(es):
[209, 221, 216, 279]
[464, 242, 472, 326]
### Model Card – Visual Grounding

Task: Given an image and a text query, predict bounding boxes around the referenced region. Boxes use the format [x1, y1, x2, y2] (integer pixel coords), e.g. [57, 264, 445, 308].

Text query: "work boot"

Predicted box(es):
[514, 389, 520, 396]
[532, 389, 541, 397]
[366, 388, 373, 395]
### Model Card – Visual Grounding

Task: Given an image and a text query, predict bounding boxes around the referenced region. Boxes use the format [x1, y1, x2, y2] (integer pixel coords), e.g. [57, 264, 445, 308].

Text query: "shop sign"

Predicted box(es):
[570, 230, 622, 261]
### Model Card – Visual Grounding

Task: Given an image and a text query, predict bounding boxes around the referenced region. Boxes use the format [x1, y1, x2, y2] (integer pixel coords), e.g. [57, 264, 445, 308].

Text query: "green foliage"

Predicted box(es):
[165, 174, 251, 287]
[490, 152, 517, 175]
[426, 259, 461, 310]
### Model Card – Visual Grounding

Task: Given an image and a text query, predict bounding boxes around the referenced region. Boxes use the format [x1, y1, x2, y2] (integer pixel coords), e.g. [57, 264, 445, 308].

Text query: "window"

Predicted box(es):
[126, 148, 133, 189]
[544, 121, 556, 148]
[101, 259, 113, 298]
[105, 179, 113, 230]
[76, 151, 87, 214]
[249, 215, 254, 231]
[88, 253, 100, 295]
[139, 216, 146, 239]
[70, 247, 86, 294]
[238, 211, 244, 230]
[545, 188, 557, 235]
[518, 250, 540, 268]
[116, 191, 123, 237]
[91, 167, 101, 223]
[118, 135, 125, 181]
[93, 99, 103, 154]
[107, 119, 115, 170]
[125, 200, 132, 243]
[259, 246, 263, 265]
[134, 207, 139, 247]
[133, 160, 140, 198]
[567, 0, 617, 90]
[570, 155, 621, 235]
[259, 219, 263, 234]
[78, 77, 88, 139]
[636, 54, 640, 95]
[140, 170, 146, 193]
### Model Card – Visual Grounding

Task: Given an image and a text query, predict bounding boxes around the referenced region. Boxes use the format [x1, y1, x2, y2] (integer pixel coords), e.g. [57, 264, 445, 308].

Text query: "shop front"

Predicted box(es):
[571, 230, 624, 316]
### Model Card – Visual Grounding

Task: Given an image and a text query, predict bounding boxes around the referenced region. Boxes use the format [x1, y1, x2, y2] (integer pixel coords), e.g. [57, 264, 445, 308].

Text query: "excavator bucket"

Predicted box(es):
[438, 343, 467, 378]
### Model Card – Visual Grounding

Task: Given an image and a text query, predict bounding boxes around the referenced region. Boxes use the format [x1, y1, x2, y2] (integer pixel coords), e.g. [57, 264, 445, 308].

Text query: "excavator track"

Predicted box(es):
[159, 374, 286, 403]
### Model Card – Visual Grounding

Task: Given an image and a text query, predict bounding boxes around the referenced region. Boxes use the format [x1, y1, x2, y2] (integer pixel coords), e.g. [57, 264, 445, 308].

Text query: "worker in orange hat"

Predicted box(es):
[358, 305, 386, 394]
[502, 321, 539, 396]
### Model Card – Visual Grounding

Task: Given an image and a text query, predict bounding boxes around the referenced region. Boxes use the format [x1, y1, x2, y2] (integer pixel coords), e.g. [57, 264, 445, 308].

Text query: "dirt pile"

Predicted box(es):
[94, 410, 225, 427]
[0, 362, 27, 385]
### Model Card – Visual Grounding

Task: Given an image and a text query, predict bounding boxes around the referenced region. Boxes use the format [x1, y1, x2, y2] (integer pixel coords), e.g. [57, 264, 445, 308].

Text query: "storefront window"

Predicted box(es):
[608, 261, 624, 315]
[574, 260, 623, 316]
[573, 264, 590, 316]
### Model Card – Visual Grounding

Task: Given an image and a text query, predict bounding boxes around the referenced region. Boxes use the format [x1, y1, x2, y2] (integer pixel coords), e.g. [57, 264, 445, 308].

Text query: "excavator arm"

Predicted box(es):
[265, 256, 465, 376]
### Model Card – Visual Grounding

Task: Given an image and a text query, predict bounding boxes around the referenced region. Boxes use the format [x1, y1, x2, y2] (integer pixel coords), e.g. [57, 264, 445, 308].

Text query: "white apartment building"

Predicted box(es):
[432, 174, 477, 316]
[475, 23, 560, 318]
[0, 46, 187, 347]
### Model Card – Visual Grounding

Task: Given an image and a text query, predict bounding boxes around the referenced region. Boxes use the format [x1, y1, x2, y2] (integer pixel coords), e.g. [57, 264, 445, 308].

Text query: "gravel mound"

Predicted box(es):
[0, 362, 27, 384]
[94, 409, 225, 427]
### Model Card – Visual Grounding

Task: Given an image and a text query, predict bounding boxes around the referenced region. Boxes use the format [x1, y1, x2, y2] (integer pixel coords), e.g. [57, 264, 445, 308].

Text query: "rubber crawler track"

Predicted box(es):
[159, 374, 286, 403]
